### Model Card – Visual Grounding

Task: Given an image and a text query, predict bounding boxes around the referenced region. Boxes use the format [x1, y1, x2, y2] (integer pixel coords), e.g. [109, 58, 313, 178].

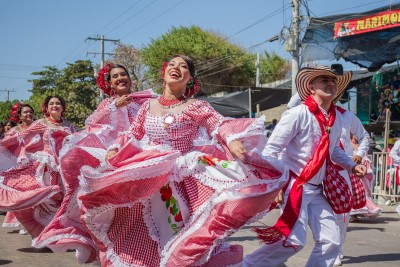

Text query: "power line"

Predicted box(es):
[223, 3, 291, 41]
[0, 89, 16, 101]
[104, 0, 159, 36]
[120, 0, 185, 40]
[92, 0, 144, 35]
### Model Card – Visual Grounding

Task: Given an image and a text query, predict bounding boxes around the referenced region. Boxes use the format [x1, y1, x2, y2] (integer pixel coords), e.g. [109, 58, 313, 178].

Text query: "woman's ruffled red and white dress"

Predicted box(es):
[1, 129, 24, 229]
[0, 120, 73, 238]
[350, 156, 382, 218]
[79, 99, 288, 267]
[32, 90, 157, 264]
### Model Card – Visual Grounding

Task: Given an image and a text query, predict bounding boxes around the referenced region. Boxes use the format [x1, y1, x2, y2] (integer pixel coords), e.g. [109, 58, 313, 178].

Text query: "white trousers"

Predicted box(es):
[243, 182, 341, 267]
[335, 170, 352, 258]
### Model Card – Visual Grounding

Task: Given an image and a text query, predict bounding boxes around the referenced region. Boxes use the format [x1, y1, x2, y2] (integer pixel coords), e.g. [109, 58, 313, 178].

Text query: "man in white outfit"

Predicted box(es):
[243, 66, 366, 267]
[334, 105, 370, 266]
[389, 139, 400, 215]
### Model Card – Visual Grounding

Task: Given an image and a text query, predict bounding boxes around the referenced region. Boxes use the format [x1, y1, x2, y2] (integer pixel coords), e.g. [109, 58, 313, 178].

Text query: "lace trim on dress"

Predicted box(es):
[32, 233, 97, 264]
[141, 198, 162, 252]
[225, 116, 266, 145]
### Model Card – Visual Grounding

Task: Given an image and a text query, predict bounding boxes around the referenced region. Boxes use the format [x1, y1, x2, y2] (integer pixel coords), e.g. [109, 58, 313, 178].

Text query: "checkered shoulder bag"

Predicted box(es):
[323, 160, 352, 214]
[349, 173, 366, 209]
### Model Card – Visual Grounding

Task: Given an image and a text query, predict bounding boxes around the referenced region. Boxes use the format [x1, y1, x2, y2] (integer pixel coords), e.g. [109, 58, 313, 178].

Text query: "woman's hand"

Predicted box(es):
[116, 95, 132, 108]
[351, 155, 362, 164]
[228, 140, 247, 161]
[275, 189, 284, 205]
[106, 149, 118, 161]
[351, 164, 367, 178]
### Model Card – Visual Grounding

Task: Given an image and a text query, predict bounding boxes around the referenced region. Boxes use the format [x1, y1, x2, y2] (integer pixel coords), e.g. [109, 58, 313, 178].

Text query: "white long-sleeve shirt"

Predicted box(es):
[338, 109, 369, 158]
[262, 104, 356, 185]
[389, 140, 400, 166]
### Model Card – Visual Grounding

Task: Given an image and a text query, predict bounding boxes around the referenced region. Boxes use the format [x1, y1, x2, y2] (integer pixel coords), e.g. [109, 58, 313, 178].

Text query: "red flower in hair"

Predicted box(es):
[9, 102, 22, 123]
[96, 63, 113, 96]
[41, 101, 49, 117]
[161, 62, 168, 79]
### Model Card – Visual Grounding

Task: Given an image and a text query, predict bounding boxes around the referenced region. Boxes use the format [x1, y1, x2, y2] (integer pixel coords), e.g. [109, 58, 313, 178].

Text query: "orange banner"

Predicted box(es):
[334, 9, 400, 38]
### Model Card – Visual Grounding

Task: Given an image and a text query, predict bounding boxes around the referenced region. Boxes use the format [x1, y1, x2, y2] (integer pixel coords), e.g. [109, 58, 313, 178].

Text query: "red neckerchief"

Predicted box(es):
[254, 96, 336, 246]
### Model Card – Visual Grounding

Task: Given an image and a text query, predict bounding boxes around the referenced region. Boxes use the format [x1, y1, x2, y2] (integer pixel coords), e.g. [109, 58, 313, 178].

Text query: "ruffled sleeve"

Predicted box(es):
[187, 100, 265, 146]
[106, 100, 149, 155]
[128, 99, 149, 141]
[84, 98, 114, 132]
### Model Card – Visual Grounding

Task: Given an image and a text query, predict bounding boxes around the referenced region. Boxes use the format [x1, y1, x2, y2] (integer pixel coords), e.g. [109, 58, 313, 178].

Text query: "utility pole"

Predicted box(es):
[0, 89, 16, 102]
[86, 35, 120, 101]
[256, 53, 260, 87]
[291, 0, 300, 96]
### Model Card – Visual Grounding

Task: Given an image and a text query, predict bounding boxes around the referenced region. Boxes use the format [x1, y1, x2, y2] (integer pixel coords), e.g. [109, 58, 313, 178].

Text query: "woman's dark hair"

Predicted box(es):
[106, 64, 131, 82]
[18, 104, 35, 115]
[5, 120, 17, 127]
[42, 95, 67, 117]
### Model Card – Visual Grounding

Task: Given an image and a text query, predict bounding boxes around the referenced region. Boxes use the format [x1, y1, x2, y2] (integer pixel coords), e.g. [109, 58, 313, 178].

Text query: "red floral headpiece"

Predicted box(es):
[96, 63, 114, 96]
[9, 102, 22, 123]
[41, 101, 47, 116]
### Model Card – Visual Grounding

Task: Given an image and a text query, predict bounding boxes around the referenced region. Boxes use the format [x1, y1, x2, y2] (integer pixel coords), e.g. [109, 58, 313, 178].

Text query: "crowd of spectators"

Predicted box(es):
[375, 74, 400, 121]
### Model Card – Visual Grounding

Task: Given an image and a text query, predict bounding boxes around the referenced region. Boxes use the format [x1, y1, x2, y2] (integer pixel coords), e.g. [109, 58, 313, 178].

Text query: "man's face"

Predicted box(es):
[310, 75, 338, 102]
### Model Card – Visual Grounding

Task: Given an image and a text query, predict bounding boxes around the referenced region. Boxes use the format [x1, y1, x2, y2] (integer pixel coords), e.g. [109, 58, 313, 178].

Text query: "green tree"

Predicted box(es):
[259, 51, 290, 84]
[57, 60, 98, 128]
[27, 66, 63, 117]
[141, 26, 258, 95]
[109, 43, 150, 91]
[0, 100, 17, 123]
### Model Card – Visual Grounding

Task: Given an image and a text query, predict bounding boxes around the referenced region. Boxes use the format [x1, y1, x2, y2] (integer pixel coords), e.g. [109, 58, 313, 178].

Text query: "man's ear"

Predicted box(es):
[309, 84, 316, 95]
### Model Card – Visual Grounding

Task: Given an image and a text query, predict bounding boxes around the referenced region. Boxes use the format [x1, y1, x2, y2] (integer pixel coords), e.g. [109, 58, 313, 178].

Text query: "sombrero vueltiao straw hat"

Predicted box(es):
[295, 66, 352, 102]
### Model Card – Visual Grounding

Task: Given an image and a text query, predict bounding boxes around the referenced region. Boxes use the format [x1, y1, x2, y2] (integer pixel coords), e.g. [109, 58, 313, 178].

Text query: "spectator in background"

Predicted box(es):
[388, 75, 400, 90]
[370, 110, 378, 122]
[390, 99, 400, 121]
[0, 122, 4, 139]
[266, 118, 278, 131]
[3, 120, 17, 133]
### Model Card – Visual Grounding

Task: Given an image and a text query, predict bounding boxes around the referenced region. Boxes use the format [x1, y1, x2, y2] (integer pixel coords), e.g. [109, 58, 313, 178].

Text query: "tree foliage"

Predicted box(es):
[141, 26, 288, 95]
[0, 101, 16, 123]
[109, 43, 151, 91]
[259, 51, 290, 84]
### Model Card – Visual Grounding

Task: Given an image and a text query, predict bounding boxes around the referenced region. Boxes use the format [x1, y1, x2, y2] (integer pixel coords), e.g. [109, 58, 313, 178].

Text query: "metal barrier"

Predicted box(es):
[371, 152, 400, 204]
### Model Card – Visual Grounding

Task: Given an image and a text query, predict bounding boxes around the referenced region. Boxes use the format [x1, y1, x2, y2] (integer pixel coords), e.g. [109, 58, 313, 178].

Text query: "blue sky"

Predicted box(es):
[0, 0, 393, 101]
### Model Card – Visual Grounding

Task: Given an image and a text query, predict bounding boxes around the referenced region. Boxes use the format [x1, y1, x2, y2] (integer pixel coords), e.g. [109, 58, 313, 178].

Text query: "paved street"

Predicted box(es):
[0, 205, 399, 266]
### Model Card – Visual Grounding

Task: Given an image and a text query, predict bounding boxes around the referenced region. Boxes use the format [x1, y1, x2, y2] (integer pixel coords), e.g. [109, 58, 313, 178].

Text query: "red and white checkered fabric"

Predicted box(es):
[349, 173, 366, 209]
[323, 160, 352, 214]
[79, 100, 287, 266]
[0, 120, 71, 237]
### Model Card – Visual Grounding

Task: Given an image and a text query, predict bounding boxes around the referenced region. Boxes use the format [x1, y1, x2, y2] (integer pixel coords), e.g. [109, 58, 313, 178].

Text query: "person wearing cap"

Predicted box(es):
[243, 66, 366, 267]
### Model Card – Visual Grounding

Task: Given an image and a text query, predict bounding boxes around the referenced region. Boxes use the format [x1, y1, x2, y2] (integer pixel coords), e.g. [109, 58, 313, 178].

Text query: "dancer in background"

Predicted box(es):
[2, 103, 36, 234]
[0, 95, 74, 239]
[32, 63, 157, 264]
[388, 139, 400, 215]
[350, 135, 382, 220]
[333, 105, 370, 266]
[79, 55, 288, 266]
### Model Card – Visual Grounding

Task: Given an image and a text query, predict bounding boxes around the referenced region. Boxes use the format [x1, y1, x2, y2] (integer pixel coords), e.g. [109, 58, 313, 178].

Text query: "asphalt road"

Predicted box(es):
[0, 204, 399, 266]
